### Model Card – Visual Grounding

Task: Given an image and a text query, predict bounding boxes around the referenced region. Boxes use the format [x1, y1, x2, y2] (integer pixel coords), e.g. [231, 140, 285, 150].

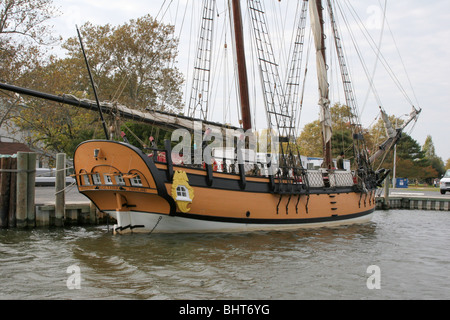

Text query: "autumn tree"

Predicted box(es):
[0, 0, 61, 145]
[297, 120, 322, 157]
[297, 105, 438, 181]
[0, 0, 60, 83]
[11, 57, 100, 155]
[297, 103, 355, 159]
[62, 16, 184, 112]
[11, 15, 184, 155]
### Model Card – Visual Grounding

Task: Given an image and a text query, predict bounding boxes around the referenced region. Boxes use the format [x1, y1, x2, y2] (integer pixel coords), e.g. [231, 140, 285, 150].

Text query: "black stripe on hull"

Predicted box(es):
[117, 207, 375, 225]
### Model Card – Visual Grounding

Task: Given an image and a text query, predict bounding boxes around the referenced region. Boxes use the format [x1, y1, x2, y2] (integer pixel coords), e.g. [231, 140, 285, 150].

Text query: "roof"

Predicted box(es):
[0, 142, 32, 155]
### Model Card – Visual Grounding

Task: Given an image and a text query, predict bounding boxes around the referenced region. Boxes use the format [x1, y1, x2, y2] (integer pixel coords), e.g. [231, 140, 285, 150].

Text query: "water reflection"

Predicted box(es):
[66, 221, 381, 299]
[1, 210, 449, 299]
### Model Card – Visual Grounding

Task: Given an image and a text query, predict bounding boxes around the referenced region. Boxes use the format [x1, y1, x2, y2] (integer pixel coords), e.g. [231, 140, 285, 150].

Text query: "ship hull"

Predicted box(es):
[74, 140, 376, 234]
[108, 210, 374, 234]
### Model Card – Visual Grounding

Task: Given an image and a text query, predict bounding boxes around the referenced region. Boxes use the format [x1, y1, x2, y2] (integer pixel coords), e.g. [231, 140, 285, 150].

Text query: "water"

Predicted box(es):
[0, 210, 449, 300]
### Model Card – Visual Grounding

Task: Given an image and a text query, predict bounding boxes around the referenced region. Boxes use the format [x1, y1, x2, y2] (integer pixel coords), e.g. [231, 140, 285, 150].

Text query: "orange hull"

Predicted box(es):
[74, 140, 375, 233]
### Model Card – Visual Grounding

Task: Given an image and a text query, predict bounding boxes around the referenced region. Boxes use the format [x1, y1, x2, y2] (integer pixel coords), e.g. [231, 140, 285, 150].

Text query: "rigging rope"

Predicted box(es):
[341, 0, 416, 108]
[360, 0, 387, 116]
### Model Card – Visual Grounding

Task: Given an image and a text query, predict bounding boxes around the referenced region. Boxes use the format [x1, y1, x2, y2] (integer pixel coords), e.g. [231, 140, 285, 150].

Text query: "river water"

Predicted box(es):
[0, 209, 449, 300]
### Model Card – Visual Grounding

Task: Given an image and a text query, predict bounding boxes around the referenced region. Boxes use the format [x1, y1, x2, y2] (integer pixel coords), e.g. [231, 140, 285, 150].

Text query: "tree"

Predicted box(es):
[0, 0, 61, 143]
[62, 16, 184, 112]
[120, 122, 170, 150]
[10, 56, 101, 155]
[10, 15, 184, 155]
[0, 0, 60, 82]
[422, 135, 445, 177]
[376, 133, 438, 183]
[422, 135, 436, 158]
[396, 134, 426, 164]
[297, 103, 355, 159]
[0, 0, 59, 44]
[297, 120, 322, 157]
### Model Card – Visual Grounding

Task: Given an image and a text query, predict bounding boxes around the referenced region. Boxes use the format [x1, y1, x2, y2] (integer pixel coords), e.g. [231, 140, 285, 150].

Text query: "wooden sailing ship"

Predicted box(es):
[0, 0, 421, 233]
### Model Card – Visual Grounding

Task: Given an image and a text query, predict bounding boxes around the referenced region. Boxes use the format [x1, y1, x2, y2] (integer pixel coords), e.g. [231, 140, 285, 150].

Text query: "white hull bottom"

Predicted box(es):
[108, 211, 374, 234]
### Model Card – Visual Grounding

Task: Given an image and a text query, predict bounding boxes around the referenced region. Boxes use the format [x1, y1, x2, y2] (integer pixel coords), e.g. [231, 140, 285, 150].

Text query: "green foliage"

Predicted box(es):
[297, 103, 355, 160]
[297, 120, 322, 157]
[391, 134, 437, 183]
[422, 135, 445, 177]
[119, 122, 171, 150]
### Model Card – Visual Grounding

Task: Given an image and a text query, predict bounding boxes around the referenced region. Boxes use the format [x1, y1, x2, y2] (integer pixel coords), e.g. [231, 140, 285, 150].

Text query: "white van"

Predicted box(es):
[439, 169, 450, 194]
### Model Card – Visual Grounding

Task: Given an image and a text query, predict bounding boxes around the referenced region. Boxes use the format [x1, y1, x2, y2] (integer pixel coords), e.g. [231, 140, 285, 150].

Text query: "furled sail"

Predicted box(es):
[370, 106, 421, 163]
[380, 107, 396, 139]
[0, 82, 238, 135]
[309, 0, 332, 145]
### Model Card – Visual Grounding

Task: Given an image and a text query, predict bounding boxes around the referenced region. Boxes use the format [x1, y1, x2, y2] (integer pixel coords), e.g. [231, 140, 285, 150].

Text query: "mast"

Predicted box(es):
[310, 0, 332, 168]
[229, 0, 252, 131]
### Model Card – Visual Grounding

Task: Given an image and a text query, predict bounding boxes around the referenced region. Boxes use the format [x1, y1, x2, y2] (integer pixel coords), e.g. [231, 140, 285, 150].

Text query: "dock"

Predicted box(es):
[0, 152, 108, 228]
[35, 201, 96, 227]
[374, 175, 450, 210]
[376, 195, 450, 211]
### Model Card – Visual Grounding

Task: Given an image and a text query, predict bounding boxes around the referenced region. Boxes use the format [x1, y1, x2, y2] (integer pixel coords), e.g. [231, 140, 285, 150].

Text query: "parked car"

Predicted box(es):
[439, 169, 450, 194]
[35, 168, 75, 186]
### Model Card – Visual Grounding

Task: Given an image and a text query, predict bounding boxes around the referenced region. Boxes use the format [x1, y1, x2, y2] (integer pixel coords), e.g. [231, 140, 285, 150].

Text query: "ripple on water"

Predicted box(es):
[0, 210, 449, 299]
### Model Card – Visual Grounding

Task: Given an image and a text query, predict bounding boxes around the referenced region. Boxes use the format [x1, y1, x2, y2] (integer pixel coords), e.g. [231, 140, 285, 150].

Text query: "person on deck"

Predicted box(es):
[337, 151, 345, 170]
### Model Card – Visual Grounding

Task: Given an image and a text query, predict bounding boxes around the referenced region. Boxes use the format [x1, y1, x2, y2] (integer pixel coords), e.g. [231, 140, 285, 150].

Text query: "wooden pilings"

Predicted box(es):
[27, 153, 37, 226]
[0, 156, 16, 228]
[0, 152, 36, 228]
[55, 153, 65, 227]
[15, 152, 36, 228]
[0, 152, 101, 229]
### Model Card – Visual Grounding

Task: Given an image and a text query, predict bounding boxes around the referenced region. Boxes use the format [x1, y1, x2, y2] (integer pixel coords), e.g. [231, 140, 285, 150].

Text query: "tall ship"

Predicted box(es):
[0, 0, 420, 233]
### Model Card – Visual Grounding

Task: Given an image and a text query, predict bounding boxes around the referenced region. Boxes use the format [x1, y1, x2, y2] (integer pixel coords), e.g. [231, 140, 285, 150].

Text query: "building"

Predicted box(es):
[0, 141, 32, 156]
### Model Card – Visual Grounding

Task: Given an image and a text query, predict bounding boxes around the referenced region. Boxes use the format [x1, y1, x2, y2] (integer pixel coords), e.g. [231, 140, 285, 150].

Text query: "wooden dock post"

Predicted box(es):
[16, 152, 28, 228]
[55, 153, 66, 227]
[383, 174, 390, 210]
[0, 157, 11, 228]
[27, 153, 36, 227]
[8, 158, 17, 228]
[89, 202, 97, 225]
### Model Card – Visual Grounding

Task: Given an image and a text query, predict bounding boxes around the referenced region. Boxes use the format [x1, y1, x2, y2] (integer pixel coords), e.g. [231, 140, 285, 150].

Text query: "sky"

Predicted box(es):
[48, 0, 450, 163]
